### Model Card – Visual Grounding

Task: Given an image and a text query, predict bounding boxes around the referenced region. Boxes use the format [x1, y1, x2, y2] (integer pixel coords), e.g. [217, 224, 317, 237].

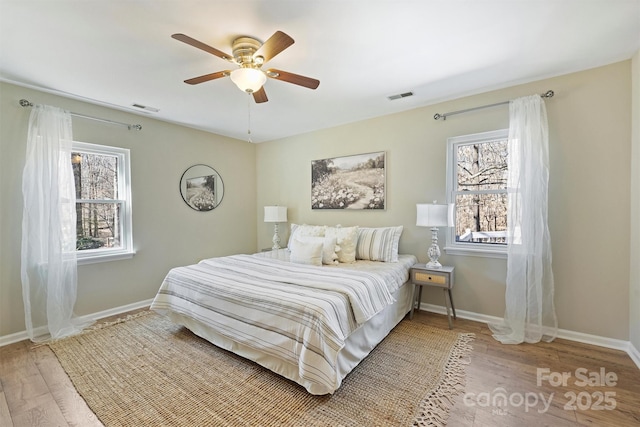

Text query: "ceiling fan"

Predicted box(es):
[172, 31, 320, 103]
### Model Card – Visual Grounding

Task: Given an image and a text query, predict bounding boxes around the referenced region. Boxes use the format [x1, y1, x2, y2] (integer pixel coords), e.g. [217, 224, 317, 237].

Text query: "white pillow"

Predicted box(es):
[325, 226, 359, 263]
[289, 236, 323, 266]
[356, 226, 403, 262]
[287, 223, 327, 249]
[300, 236, 339, 265]
[323, 237, 340, 265]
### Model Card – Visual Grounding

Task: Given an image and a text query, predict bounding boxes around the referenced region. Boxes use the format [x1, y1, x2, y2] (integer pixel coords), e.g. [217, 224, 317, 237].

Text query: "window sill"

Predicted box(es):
[77, 251, 136, 265]
[444, 246, 507, 259]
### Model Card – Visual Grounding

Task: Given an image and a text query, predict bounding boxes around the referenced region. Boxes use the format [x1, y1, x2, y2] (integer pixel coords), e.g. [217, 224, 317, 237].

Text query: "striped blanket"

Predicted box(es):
[151, 253, 414, 393]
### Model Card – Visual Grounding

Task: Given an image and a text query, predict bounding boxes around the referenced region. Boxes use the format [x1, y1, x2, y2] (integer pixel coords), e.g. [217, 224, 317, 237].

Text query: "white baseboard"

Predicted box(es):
[0, 298, 153, 347]
[420, 303, 640, 370]
[0, 330, 30, 348]
[628, 342, 640, 368]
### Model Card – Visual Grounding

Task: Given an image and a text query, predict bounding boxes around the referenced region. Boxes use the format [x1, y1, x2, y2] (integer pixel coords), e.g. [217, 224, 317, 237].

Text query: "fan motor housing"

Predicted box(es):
[232, 37, 262, 67]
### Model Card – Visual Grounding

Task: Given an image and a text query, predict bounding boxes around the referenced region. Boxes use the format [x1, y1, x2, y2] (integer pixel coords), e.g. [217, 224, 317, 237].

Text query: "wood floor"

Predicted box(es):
[1, 309, 638, 426]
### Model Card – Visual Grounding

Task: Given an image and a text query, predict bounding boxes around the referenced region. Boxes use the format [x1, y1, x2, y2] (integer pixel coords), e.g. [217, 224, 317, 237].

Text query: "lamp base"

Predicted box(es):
[426, 228, 442, 269]
[271, 223, 281, 250]
[426, 260, 442, 269]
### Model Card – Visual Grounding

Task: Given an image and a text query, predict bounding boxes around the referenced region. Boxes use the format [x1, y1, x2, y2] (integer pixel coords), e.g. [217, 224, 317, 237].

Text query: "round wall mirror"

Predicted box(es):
[179, 164, 225, 211]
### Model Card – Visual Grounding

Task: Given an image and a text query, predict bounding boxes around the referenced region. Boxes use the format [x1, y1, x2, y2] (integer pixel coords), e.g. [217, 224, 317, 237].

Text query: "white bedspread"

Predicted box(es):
[151, 252, 416, 393]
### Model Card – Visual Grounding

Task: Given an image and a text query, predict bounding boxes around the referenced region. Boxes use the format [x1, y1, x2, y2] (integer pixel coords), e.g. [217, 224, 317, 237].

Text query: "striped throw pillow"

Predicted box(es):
[356, 226, 403, 262]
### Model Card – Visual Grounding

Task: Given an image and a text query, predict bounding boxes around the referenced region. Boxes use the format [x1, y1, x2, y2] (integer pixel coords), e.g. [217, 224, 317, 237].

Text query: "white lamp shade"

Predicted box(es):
[230, 68, 267, 93]
[264, 206, 287, 223]
[416, 203, 449, 227]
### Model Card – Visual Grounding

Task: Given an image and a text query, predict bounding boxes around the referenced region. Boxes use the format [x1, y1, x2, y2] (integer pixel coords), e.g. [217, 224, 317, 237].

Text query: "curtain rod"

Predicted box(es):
[19, 99, 142, 131]
[433, 90, 555, 121]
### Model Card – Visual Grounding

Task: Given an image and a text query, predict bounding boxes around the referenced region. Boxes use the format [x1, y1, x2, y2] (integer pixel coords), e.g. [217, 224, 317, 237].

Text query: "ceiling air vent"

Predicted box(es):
[387, 92, 414, 101]
[131, 103, 159, 113]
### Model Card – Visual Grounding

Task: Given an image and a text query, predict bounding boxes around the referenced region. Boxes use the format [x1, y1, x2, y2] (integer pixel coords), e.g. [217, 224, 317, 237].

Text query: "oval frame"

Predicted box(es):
[179, 164, 224, 211]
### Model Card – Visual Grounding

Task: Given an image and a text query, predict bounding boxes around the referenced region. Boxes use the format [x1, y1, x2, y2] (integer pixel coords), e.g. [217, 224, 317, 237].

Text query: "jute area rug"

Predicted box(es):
[49, 311, 473, 427]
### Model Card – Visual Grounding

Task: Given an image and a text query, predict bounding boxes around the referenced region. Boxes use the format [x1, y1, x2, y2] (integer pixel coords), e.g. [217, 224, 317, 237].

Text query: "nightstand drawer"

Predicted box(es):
[412, 270, 449, 287]
[414, 271, 446, 284]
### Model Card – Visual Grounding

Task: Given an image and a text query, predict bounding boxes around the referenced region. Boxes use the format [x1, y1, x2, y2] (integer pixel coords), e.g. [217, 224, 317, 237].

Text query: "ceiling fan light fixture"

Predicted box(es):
[173, 31, 319, 103]
[230, 68, 266, 93]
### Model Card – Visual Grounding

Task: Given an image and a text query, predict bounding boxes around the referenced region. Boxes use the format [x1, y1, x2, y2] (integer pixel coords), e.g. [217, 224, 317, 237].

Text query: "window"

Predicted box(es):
[71, 141, 133, 264]
[445, 129, 509, 258]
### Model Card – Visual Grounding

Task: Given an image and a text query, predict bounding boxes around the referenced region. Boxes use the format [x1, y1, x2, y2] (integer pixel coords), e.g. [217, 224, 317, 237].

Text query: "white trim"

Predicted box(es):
[0, 330, 31, 348]
[419, 303, 640, 369]
[0, 298, 153, 347]
[628, 342, 640, 368]
[557, 327, 630, 352]
[77, 250, 135, 265]
[444, 246, 507, 259]
[85, 298, 153, 323]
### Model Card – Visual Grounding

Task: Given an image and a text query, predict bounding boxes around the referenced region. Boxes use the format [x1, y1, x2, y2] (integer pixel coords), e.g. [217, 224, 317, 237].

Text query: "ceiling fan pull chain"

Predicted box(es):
[247, 92, 252, 143]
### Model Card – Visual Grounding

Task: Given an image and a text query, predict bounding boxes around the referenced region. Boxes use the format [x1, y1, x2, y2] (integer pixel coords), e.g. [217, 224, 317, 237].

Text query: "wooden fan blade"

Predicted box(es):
[172, 33, 232, 61]
[184, 71, 230, 85]
[267, 69, 320, 89]
[252, 87, 268, 103]
[254, 31, 294, 63]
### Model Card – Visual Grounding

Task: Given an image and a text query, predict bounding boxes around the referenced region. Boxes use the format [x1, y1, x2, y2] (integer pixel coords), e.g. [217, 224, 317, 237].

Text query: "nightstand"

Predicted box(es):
[410, 264, 456, 328]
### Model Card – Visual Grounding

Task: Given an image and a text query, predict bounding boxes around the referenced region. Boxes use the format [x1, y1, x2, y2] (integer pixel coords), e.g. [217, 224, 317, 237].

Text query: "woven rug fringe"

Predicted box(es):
[413, 332, 475, 427]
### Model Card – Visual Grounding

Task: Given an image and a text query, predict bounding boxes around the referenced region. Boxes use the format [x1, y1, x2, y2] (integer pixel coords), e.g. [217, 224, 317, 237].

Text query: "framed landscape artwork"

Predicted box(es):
[179, 164, 225, 211]
[185, 175, 216, 211]
[311, 151, 386, 210]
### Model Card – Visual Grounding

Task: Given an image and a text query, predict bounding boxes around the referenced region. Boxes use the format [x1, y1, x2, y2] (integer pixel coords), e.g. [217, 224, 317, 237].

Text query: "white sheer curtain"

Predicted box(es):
[489, 95, 558, 344]
[21, 104, 86, 342]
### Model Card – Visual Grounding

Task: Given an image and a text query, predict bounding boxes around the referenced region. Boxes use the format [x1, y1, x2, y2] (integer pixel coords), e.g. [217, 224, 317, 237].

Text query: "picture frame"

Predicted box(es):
[179, 164, 224, 211]
[311, 151, 386, 210]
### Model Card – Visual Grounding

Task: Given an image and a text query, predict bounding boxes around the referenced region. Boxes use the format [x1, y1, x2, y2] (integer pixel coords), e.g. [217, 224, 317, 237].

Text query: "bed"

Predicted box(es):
[150, 225, 416, 395]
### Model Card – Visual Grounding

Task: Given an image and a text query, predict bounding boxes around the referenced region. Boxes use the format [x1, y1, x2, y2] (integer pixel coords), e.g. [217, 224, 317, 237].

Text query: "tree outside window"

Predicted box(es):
[446, 129, 509, 257]
[71, 141, 133, 263]
[72, 151, 120, 250]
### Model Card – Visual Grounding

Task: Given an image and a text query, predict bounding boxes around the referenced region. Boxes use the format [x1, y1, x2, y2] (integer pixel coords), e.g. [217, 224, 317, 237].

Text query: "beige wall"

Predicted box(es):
[1, 60, 633, 343]
[0, 81, 257, 337]
[256, 61, 632, 340]
[630, 50, 640, 352]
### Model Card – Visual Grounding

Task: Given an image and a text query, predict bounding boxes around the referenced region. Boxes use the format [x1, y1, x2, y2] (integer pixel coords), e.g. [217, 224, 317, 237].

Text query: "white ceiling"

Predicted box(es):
[1, 1, 639, 143]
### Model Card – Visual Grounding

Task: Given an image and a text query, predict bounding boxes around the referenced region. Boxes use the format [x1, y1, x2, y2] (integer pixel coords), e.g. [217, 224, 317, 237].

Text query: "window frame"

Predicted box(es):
[72, 141, 134, 265]
[444, 129, 509, 259]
